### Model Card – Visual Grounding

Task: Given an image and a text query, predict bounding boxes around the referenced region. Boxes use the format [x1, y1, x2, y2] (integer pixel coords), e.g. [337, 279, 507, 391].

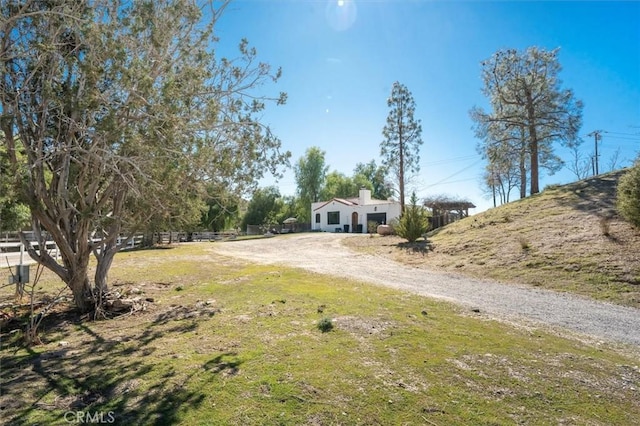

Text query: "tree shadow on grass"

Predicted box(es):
[566, 170, 640, 244]
[568, 170, 623, 216]
[1, 305, 240, 426]
[120, 244, 177, 253]
[397, 239, 433, 256]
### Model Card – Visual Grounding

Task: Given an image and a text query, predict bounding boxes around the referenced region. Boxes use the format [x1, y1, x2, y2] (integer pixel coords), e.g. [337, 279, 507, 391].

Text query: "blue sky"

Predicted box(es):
[215, 0, 640, 213]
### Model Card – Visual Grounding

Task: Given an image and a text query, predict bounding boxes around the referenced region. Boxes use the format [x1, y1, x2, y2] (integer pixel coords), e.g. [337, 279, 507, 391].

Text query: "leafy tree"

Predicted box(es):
[617, 159, 640, 228]
[354, 160, 392, 200]
[481, 165, 518, 207]
[381, 82, 423, 212]
[201, 187, 241, 232]
[395, 192, 429, 243]
[471, 47, 582, 196]
[320, 163, 390, 202]
[476, 133, 523, 206]
[472, 113, 529, 200]
[241, 186, 282, 230]
[0, 140, 29, 231]
[352, 173, 374, 195]
[320, 171, 359, 200]
[0, 0, 289, 312]
[275, 195, 304, 224]
[0, 202, 30, 232]
[294, 147, 328, 220]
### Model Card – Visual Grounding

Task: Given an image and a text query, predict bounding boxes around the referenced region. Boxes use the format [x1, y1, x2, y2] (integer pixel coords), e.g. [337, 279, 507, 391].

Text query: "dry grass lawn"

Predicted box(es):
[344, 170, 640, 308]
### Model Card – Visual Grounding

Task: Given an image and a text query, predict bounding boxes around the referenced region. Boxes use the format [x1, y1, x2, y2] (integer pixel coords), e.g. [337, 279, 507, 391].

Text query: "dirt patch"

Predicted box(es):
[334, 315, 393, 338]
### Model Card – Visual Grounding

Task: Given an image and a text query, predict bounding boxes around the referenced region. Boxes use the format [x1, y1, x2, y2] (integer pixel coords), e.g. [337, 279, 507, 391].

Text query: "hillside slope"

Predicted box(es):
[346, 169, 640, 308]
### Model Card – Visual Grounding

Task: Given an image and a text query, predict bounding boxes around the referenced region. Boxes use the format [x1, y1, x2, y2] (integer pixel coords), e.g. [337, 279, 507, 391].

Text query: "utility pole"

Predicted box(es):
[587, 130, 602, 175]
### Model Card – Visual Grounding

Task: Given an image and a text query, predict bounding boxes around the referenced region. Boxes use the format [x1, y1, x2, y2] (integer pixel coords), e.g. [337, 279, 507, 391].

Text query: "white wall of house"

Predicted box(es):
[311, 189, 401, 233]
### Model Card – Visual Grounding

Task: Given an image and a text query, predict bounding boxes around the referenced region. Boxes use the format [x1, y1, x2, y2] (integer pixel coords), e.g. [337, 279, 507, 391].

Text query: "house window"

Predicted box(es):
[327, 211, 340, 225]
[315, 213, 320, 223]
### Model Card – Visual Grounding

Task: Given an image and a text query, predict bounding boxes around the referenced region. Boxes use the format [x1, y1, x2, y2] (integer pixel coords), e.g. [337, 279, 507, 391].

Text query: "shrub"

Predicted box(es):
[317, 317, 334, 333]
[395, 192, 429, 243]
[367, 220, 378, 235]
[387, 218, 399, 234]
[617, 161, 640, 228]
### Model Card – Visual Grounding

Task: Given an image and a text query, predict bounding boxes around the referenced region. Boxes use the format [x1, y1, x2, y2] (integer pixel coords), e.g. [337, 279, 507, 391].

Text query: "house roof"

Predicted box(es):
[335, 198, 357, 206]
[313, 196, 399, 211]
[313, 198, 356, 211]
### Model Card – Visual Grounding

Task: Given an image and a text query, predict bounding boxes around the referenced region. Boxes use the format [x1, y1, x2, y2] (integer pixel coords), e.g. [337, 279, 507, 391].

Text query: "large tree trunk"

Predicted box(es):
[519, 150, 527, 199]
[21, 229, 96, 313]
[529, 133, 539, 195]
[492, 173, 497, 207]
[95, 246, 117, 295]
[21, 209, 101, 313]
[69, 265, 92, 313]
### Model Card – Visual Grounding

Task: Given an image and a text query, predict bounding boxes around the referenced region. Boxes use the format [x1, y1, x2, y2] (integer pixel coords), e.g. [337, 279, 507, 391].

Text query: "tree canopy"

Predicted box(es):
[0, 0, 289, 312]
[320, 171, 369, 201]
[0, 139, 29, 231]
[241, 186, 282, 231]
[354, 160, 392, 200]
[381, 82, 423, 212]
[294, 146, 328, 220]
[471, 47, 582, 197]
[200, 186, 242, 232]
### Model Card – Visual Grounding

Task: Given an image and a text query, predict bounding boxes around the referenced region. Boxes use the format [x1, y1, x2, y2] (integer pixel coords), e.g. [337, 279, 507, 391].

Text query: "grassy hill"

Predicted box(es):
[345, 169, 640, 308]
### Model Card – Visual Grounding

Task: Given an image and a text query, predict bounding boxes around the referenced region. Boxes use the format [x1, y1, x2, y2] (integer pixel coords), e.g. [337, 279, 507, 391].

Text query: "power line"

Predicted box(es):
[422, 159, 483, 189]
[604, 131, 640, 137]
[603, 136, 640, 142]
[423, 154, 481, 167]
[424, 177, 478, 187]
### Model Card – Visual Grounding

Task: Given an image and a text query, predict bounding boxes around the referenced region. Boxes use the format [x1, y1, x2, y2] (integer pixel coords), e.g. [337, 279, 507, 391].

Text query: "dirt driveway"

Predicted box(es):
[210, 233, 640, 348]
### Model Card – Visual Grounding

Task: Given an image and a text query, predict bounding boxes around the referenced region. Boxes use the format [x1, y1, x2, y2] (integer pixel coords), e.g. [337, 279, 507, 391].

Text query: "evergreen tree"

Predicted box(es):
[395, 193, 429, 243]
[381, 82, 423, 212]
[471, 47, 582, 196]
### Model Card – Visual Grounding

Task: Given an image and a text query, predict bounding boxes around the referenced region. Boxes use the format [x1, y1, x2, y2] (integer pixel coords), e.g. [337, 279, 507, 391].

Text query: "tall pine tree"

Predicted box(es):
[381, 82, 423, 212]
[471, 47, 582, 196]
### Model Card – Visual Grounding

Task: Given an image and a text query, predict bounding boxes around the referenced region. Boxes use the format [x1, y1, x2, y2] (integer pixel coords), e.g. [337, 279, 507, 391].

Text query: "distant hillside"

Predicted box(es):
[348, 169, 640, 308]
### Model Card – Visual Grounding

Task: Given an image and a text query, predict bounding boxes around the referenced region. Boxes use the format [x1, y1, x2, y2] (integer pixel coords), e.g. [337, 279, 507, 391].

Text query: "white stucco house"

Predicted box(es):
[311, 189, 402, 233]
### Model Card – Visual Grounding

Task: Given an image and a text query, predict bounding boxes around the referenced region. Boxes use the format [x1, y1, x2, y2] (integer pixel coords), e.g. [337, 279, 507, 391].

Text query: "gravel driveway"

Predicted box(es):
[211, 233, 640, 348]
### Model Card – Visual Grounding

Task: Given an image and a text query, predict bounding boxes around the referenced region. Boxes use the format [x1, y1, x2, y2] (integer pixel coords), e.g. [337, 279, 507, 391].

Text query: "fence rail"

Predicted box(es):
[0, 241, 59, 269]
[1, 227, 296, 266]
[0, 231, 242, 254]
[245, 223, 312, 236]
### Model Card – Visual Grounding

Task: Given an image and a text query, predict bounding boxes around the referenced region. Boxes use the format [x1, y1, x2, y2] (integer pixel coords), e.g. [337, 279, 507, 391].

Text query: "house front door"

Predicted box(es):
[351, 212, 358, 233]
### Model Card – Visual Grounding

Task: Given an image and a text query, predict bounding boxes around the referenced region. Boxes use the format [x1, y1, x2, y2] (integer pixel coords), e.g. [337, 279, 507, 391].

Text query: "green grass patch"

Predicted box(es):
[1, 244, 639, 425]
